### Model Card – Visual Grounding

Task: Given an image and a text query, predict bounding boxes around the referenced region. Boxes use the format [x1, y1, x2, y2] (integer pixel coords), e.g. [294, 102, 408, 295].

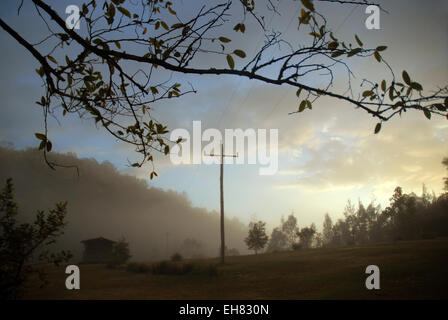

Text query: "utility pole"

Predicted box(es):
[205, 143, 237, 264]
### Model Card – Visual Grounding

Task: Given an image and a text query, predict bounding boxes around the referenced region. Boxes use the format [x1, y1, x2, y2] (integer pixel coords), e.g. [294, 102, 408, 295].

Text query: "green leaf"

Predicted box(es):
[46, 140, 52, 152]
[39, 141, 46, 150]
[301, 0, 315, 11]
[423, 108, 431, 120]
[47, 55, 57, 64]
[298, 100, 307, 112]
[114, 41, 121, 49]
[381, 80, 386, 92]
[347, 48, 362, 57]
[296, 88, 302, 98]
[402, 70, 411, 85]
[233, 23, 246, 33]
[354, 34, 363, 47]
[376, 46, 387, 52]
[168, 7, 176, 15]
[35, 67, 44, 77]
[374, 51, 381, 62]
[306, 100, 312, 109]
[331, 50, 344, 58]
[160, 21, 169, 31]
[171, 23, 183, 29]
[108, 3, 116, 18]
[389, 84, 395, 101]
[233, 49, 246, 58]
[327, 41, 338, 50]
[226, 54, 235, 69]
[219, 36, 231, 43]
[35, 133, 46, 141]
[362, 90, 373, 97]
[182, 26, 190, 36]
[374, 123, 381, 134]
[410, 82, 423, 91]
[117, 6, 131, 18]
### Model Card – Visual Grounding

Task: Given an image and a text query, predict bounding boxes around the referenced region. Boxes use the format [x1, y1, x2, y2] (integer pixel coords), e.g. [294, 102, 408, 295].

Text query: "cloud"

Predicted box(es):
[286, 116, 447, 194]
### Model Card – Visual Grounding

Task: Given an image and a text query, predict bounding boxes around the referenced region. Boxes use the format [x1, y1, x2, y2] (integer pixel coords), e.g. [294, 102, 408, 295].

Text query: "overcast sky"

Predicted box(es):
[0, 0, 447, 230]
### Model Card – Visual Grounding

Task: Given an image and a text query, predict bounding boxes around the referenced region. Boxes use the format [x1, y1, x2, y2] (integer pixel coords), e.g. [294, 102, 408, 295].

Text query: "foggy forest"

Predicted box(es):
[0, 0, 447, 302]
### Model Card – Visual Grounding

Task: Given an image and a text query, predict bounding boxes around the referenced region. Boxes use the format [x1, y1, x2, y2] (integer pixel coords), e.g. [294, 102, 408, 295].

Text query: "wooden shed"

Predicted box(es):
[81, 237, 116, 263]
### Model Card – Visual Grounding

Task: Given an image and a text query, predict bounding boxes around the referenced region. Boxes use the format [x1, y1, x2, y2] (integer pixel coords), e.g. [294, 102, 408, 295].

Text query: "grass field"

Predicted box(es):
[22, 238, 448, 299]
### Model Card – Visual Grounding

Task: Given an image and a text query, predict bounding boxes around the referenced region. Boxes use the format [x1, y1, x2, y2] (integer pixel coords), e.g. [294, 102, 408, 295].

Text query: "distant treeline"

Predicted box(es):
[266, 157, 448, 252]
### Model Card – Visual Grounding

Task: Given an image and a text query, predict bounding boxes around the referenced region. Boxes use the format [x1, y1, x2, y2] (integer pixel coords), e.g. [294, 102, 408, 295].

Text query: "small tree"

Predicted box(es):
[245, 221, 269, 254]
[171, 252, 183, 262]
[297, 224, 317, 249]
[0, 178, 72, 299]
[266, 227, 288, 252]
[108, 237, 131, 267]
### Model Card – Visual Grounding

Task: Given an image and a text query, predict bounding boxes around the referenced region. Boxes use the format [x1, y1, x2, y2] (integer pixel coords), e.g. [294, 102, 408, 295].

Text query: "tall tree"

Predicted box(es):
[281, 213, 299, 249]
[322, 213, 333, 246]
[266, 227, 288, 253]
[297, 223, 316, 249]
[245, 221, 269, 254]
[0, 0, 446, 174]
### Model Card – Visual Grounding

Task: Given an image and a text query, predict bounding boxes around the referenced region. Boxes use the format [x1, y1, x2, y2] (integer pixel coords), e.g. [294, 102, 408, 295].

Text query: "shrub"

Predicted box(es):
[292, 243, 302, 251]
[152, 261, 184, 275]
[205, 264, 219, 276]
[108, 237, 131, 268]
[151, 261, 219, 276]
[170, 252, 183, 262]
[126, 262, 151, 274]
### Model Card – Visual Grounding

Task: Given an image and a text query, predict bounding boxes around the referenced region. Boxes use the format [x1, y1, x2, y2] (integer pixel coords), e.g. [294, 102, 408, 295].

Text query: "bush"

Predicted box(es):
[170, 252, 183, 262]
[292, 243, 302, 251]
[151, 261, 219, 276]
[126, 262, 151, 273]
[108, 237, 131, 268]
[205, 264, 219, 276]
[152, 261, 184, 275]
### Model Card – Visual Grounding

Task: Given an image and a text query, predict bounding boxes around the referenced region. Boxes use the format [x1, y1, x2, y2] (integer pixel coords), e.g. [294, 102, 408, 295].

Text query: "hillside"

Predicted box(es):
[0, 146, 248, 261]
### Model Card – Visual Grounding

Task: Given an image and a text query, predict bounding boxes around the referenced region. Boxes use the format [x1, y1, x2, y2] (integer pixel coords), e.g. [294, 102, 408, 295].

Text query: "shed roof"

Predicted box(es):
[81, 237, 116, 244]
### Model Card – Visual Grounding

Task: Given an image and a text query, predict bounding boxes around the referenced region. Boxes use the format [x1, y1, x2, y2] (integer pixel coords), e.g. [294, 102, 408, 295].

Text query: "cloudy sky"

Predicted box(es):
[0, 0, 447, 230]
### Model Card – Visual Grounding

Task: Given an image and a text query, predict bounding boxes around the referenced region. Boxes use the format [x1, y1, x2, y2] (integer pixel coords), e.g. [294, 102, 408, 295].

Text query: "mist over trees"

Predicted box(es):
[0, 146, 248, 261]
